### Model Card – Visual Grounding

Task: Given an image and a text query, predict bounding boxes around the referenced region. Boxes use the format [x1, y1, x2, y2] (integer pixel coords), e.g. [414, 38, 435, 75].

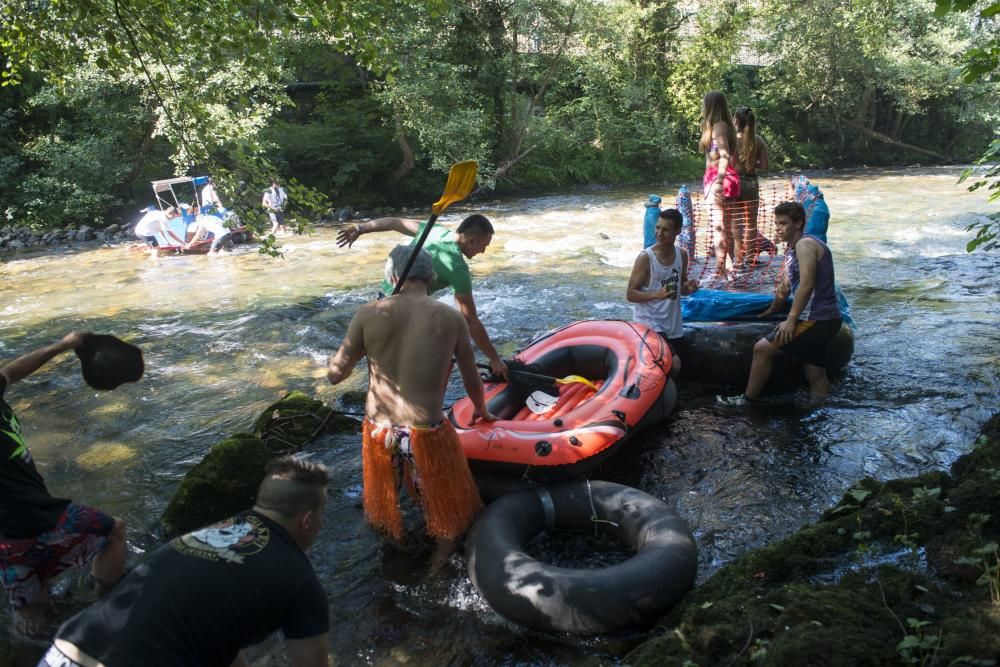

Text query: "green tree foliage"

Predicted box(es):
[0, 0, 997, 239]
[935, 0, 1000, 251]
[0, 0, 442, 249]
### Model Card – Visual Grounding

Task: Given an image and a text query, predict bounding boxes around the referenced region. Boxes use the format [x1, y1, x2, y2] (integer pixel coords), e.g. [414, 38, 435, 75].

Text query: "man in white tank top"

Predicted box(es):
[626, 209, 699, 378]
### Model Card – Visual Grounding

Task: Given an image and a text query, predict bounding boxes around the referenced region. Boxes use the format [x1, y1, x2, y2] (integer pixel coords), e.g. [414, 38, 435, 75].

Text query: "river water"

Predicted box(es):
[1, 166, 998, 664]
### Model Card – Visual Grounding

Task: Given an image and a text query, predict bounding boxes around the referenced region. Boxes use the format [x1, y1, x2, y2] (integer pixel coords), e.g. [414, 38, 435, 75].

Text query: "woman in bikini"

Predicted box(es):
[699, 91, 740, 277]
[734, 106, 771, 259]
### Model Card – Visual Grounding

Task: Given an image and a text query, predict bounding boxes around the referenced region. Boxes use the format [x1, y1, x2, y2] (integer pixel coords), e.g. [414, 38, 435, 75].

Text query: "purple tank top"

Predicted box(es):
[786, 234, 840, 321]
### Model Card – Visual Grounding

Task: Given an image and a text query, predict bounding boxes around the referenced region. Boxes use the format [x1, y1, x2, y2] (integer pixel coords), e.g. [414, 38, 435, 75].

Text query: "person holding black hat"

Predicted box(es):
[0, 332, 127, 634]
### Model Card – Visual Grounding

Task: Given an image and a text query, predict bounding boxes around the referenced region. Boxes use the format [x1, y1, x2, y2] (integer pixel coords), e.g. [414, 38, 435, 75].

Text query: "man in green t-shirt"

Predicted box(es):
[337, 214, 508, 379]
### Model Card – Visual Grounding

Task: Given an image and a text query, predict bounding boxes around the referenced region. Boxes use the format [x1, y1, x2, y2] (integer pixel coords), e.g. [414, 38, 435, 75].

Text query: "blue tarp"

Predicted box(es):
[682, 286, 854, 327]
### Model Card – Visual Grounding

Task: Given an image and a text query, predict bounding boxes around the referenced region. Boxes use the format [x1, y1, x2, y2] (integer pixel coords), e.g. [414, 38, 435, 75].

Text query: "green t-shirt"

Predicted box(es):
[381, 222, 473, 296]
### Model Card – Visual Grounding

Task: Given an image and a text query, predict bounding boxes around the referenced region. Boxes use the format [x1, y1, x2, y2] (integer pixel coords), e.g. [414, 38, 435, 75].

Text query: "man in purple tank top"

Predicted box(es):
[722, 201, 842, 405]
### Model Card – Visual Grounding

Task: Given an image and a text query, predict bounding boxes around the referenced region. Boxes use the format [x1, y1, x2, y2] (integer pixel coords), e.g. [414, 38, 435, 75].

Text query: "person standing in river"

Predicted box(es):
[719, 201, 842, 406]
[336, 213, 509, 381]
[0, 333, 126, 636]
[733, 106, 775, 258]
[326, 245, 496, 560]
[700, 91, 741, 277]
[262, 178, 288, 235]
[627, 209, 699, 379]
[42, 456, 331, 667]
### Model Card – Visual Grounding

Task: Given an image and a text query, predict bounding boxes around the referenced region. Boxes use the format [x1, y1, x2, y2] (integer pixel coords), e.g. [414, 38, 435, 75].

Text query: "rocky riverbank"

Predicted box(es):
[627, 413, 1000, 666]
[0, 223, 130, 251]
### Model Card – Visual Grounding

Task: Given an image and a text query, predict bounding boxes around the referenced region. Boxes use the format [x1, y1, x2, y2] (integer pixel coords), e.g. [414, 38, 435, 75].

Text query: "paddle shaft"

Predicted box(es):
[390, 213, 440, 296]
[476, 362, 558, 384]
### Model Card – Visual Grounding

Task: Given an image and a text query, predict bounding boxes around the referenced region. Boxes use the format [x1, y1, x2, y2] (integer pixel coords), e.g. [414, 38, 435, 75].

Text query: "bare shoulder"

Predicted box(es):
[796, 236, 824, 258]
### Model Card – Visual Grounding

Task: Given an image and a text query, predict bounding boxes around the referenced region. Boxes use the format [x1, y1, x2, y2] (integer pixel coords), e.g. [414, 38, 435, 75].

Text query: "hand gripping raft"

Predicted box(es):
[466, 480, 697, 634]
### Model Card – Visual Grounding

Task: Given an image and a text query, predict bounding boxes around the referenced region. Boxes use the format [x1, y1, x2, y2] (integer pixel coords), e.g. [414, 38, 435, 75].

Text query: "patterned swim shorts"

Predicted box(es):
[1, 503, 115, 608]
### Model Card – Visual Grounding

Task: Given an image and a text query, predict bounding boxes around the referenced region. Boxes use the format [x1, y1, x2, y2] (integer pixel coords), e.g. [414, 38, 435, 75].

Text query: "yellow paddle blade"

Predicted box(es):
[555, 375, 599, 391]
[431, 161, 478, 215]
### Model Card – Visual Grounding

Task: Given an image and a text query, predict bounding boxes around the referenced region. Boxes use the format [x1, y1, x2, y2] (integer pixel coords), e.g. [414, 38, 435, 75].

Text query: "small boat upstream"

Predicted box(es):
[131, 176, 252, 256]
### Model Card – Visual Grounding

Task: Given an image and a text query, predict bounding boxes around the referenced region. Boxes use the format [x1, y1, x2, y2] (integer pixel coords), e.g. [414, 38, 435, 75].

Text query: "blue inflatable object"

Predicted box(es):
[802, 185, 830, 243]
[643, 195, 662, 249]
[676, 185, 696, 256]
[681, 286, 853, 327]
[791, 179, 830, 244]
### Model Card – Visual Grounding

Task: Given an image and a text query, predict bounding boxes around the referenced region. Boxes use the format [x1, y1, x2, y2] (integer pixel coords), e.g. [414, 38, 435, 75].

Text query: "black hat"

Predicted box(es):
[75, 335, 145, 390]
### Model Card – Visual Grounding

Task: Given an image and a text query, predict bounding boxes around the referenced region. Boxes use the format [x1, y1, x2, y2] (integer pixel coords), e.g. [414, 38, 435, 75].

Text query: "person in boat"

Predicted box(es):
[133, 206, 182, 259]
[200, 176, 223, 211]
[184, 213, 233, 256]
[336, 213, 509, 381]
[700, 91, 741, 276]
[733, 106, 776, 258]
[42, 456, 331, 667]
[262, 178, 288, 235]
[721, 201, 843, 406]
[0, 332, 127, 638]
[326, 245, 496, 560]
[627, 209, 699, 379]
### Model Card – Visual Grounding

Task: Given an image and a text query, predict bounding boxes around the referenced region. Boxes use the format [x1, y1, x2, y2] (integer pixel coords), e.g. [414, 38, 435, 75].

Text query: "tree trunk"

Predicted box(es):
[388, 112, 415, 201]
[842, 118, 949, 160]
[124, 116, 159, 185]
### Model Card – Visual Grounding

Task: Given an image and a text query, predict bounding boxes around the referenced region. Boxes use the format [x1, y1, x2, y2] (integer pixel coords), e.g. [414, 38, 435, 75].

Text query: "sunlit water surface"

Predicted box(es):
[1, 166, 998, 664]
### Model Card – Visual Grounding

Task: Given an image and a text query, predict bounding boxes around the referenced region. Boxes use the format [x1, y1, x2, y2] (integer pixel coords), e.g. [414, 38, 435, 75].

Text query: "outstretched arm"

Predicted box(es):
[0, 332, 87, 386]
[326, 312, 366, 385]
[453, 314, 497, 423]
[336, 217, 423, 248]
[454, 292, 507, 380]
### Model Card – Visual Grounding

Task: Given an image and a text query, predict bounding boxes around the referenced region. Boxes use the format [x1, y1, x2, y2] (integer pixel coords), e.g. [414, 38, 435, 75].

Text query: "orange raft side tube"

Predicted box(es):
[449, 320, 672, 482]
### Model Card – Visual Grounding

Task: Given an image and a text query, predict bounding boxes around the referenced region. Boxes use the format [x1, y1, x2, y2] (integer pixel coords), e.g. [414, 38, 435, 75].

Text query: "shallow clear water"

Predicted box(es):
[1, 166, 997, 664]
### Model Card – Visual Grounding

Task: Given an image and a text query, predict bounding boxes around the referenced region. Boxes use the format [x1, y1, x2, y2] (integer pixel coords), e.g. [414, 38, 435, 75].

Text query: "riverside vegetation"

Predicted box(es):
[628, 413, 1000, 666]
[0, 0, 997, 254]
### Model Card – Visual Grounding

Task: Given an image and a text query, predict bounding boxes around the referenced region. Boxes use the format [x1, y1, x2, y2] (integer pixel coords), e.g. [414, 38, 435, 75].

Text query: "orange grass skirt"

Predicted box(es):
[362, 418, 483, 540]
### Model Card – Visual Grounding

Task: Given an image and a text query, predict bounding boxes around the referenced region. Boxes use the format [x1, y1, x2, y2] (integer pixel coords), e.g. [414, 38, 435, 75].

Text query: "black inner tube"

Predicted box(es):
[466, 480, 697, 634]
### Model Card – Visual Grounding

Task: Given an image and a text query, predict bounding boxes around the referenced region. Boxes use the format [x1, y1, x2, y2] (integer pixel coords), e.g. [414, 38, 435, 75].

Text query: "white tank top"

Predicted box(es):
[632, 244, 683, 339]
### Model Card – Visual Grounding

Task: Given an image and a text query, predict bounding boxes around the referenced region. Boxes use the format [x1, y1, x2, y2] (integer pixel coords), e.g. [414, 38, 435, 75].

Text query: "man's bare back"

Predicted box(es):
[327, 285, 492, 426]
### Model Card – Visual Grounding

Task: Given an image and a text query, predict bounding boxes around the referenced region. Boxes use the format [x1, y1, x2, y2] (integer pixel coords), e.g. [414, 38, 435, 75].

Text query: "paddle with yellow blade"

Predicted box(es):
[476, 363, 600, 415]
[390, 160, 478, 296]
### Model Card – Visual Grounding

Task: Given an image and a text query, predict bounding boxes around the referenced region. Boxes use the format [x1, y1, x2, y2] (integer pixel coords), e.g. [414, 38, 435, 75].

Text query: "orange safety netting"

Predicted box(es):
[672, 181, 798, 291]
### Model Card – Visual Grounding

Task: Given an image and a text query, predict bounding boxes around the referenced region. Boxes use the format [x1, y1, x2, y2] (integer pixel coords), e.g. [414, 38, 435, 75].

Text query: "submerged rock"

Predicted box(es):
[161, 433, 270, 538]
[163, 391, 359, 537]
[252, 390, 358, 453]
[627, 413, 1000, 666]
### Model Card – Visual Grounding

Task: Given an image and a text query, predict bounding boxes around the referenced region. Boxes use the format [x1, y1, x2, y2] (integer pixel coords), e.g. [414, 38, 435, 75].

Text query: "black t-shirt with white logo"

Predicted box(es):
[57, 511, 329, 666]
[0, 375, 71, 539]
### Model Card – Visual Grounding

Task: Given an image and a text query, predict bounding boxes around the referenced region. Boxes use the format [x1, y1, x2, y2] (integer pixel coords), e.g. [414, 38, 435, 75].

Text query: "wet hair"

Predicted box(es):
[385, 245, 435, 284]
[255, 456, 331, 517]
[456, 214, 494, 237]
[699, 91, 738, 157]
[734, 107, 759, 174]
[774, 201, 806, 228]
[658, 208, 683, 232]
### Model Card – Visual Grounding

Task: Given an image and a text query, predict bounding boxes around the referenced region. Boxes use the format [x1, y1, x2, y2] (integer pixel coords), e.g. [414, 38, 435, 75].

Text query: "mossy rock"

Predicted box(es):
[253, 390, 357, 453]
[627, 413, 1000, 666]
[161, 433, 270, 538]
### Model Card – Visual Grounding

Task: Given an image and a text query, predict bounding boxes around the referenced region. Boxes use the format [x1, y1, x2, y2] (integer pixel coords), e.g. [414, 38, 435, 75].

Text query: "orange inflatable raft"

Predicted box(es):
[449, 320, 677, 488]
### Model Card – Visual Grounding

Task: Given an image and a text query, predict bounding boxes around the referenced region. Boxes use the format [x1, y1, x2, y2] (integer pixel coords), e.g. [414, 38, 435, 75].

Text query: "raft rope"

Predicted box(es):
[586, 479, 619, 534]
